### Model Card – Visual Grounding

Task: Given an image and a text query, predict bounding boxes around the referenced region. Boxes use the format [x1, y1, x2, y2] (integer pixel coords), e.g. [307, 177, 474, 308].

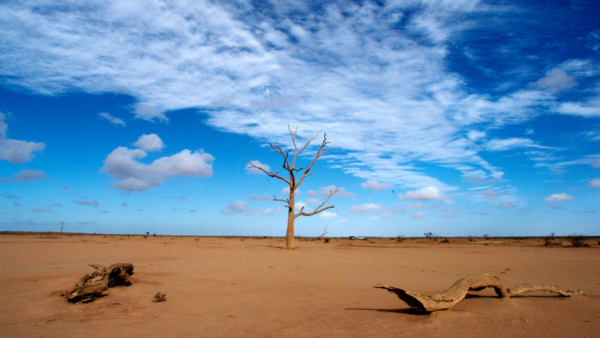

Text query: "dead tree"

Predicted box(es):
[247, 126, 338, 249]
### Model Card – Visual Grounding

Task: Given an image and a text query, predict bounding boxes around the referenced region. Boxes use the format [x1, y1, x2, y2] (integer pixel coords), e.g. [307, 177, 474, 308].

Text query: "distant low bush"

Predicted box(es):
[440, 238, 449, 243]
[323, 237, 330, 243]
[568, 234, 587, 247]
[396, 235, 405, 243]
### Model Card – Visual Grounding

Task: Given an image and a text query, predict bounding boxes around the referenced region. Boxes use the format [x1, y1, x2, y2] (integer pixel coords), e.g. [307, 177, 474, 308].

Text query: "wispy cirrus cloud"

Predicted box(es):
[1, 0, 598, 196]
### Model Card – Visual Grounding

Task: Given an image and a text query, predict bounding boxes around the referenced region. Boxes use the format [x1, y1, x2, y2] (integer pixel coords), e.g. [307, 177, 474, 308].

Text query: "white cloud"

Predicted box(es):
[485, 138, 549, 151]
[306, 190, 318, 198]
[0, 169, 45, 183]
[593, 159, 600, 168]
[246, 160, 271, 175]
[100, 146, 214, 191]
[480, 210, 491, 215]
[443, 199, 455, 204]
[399, 186, 446, 201]
[441, 208, 462, 213]
[0, 113, 45, 164]
[319, 185, 353, 197]
[0, 1, 558, 189]
[410, 212, 427, 220]
[347, 203, 404, 217]
[532, 68, 577, 94]
[319, 211, 337, 220]
[360, 180, 393, 190]
[437, 212, 457, 218]
[294, 201, 309, 212]
[73, 199, 99, 207]
[499, 201, 516, 210]
[589, 179, 600, 189]
[98, 112, 125, 126]
[222, 201, 250, 215]
[543, 193, 575, 202]
[133, 134, 165, 151]
[250, 193, 270, 201]
[305, 197, 320, 205]
[572, 209, 595, 214]
[222, 200, 283, 216]
[467, 130, 486, 141]
[405, 203, 427, 210]
[480, 189, 496, 200]
[547, 204, 564, 210]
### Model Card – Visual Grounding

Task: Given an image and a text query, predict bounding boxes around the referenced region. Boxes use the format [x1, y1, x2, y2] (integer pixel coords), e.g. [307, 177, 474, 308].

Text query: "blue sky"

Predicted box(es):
[0, 0, 599, 237]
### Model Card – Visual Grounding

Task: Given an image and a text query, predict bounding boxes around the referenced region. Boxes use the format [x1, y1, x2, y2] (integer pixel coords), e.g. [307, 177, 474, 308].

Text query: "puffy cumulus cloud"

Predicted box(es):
[532, 68, 577, 94]
[485, 138, 549, 152]
[347, 203, 405, 217]
[0, 113, 45, 164]
[588, 178, 600, 189]
[443, 199, 455, 205]
[305, 197, 321, 205]
[399, 186, 446, 201]
[246, 160, 270, 175]
[73, 199, 99, 207]
[410, 212, 427, 220]
[319, 185, 353, 197]
[98, 112, 125, 126]
[294, 201, 309, 212]
[222, 201, 250, 215]
[499, 201, 516, 210]
[281, 187, 301, 196]
[544, 193, 575, 202]
[480, 210, 492, 215]
[481, 189, 496, 200]
[133, 134, 165, 151]
[319, 211, 337, 220]
[221, 200, 282, 216]
[100, 146, 214, 192]
[0, 169, 45, 183]
[360, 180, 393, 190]
[306, 190, 318, 198]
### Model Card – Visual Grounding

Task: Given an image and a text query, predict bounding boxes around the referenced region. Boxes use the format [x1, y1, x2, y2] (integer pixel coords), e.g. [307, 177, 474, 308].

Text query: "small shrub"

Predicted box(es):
[568, 234, 587, 247]
[440, 238, 449, 243]
[467, 236, 474, 242]
[323, 237, 330, 243]
[396, 235, 405, 243]
[143, 235, 147, 239]
[152, 292, 166, 303]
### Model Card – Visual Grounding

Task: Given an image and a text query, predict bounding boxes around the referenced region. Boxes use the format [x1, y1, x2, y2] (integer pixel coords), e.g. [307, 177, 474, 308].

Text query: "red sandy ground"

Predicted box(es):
[0, 235, 599, 337]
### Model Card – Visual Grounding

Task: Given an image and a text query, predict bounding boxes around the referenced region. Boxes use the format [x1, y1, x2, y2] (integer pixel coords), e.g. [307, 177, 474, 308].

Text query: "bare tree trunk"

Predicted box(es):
[286, 190, 296, 249]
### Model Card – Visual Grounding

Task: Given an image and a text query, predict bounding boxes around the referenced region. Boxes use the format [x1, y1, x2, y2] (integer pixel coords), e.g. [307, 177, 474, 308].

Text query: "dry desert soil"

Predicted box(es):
[1, 234, 599, 337]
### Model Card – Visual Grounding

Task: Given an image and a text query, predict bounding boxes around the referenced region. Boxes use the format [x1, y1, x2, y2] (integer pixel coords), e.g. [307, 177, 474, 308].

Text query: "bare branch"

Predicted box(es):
[319, 224, 329, 238]
[296, 134, 332, 188]
[296, 189, 338, 218]
[246, 159, 290, 184]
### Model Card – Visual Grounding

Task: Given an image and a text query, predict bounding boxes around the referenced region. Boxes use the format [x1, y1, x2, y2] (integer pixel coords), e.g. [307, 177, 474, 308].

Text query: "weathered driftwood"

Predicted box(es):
[374, 273, 580, 313]
[63, 263, 134, 303]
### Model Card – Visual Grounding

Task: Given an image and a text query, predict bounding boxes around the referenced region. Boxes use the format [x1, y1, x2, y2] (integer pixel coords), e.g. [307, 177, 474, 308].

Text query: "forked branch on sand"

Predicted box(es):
[374, 273, 584, 313]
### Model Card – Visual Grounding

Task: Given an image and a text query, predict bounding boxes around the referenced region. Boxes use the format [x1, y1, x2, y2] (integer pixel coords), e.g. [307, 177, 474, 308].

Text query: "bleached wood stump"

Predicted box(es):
[63, 263, 134, 303]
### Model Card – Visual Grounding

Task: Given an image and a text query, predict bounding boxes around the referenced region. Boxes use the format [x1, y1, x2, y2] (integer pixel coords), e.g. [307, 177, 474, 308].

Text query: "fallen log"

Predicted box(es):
[374, 273, 581, 313]
[63, 263, 134, 303]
